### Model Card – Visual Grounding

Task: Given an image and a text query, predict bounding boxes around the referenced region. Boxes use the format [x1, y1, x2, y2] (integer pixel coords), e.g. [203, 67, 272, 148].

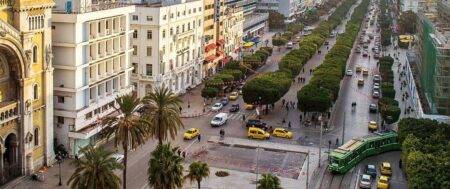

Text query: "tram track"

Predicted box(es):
[319, 165, 358, 189]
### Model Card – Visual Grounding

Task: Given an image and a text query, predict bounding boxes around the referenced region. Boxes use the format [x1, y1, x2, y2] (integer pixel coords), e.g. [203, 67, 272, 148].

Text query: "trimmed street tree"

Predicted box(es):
[257, 173, 282, 189]
[147, 143, 184, 189]
[185, 161, 210, 189]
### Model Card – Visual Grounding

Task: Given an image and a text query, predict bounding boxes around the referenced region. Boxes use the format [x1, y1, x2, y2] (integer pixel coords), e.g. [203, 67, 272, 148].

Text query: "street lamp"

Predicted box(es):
[318, 114, 323, 167]
[56, 152, 63, 186]
[328, 140, 332, 162]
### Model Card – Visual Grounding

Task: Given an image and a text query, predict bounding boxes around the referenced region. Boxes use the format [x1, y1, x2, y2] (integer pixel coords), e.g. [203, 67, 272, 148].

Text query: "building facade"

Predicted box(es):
[242, 0, 267, 40]
[0, 0, 55, 184]
[416, 0, 450, 116]
[257, 0, 301, 19]
[223, 0, 244, 60]
[131, 0, 204, 97]
[51, 0, 135, 156]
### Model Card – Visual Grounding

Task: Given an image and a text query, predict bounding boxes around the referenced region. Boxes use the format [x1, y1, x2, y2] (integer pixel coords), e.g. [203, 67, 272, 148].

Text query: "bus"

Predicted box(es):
[328, 130, 400, 174]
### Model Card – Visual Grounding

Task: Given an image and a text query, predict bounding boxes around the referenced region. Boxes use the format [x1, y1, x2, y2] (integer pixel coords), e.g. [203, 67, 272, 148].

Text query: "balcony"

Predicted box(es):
[53, 1, 131, 14]
[174, 29, 195, 40]
[0, 101, 19, 126]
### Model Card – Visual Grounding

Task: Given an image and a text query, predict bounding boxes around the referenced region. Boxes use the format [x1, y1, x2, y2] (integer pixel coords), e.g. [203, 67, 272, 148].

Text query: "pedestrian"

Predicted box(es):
[282, 118, 286, 124]
[286, 104, 289, 111]
[399, 159, 402, 169]
[302, 68, 305, 73]
[400, 85, 403, 90]
[242, 114, 246, 122]
[309, 69, 312, 75]
[179, 107, 182, 112]
[336, 138, 339, 146]
[288, 121, 292, 128]
[299, 114, 303, 122]
[282, 99, 286, 106]
[197, 134, 201, 141]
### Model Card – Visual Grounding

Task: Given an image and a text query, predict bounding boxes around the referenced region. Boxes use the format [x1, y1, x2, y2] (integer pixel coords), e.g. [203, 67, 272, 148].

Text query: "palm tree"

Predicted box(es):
[257, 173, 282, 189]
[185, 161, 210, 189]
[143, 85, 183, 145]
[147, 143, 184, 189]
[102, 94, 152, 189]
[67, 145, 123, 189]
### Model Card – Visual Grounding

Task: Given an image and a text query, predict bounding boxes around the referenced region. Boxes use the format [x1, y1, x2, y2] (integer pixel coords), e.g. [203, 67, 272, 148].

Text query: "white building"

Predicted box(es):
[223, 4, 244, 60]
[130, 0, 204, 98]
[51, 0, 135, 156]
[257, 0, 302, 19]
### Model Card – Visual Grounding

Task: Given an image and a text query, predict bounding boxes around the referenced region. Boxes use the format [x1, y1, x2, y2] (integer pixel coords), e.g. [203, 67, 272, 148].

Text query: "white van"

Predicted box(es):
[286, 42, 294, 49]
[211, 113, 228, 127]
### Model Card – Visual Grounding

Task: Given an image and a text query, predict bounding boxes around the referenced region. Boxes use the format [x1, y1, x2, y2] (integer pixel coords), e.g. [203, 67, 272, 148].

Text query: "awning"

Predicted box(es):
[251, 37, 261, 43]
[205, 43, 216, 52]
[217, 39, 225, 46]
[205, 55, 216, 62]
[243, 42, 255, 48]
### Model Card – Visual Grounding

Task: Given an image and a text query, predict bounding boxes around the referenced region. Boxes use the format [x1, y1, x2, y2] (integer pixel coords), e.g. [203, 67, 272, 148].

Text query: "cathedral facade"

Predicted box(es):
[0, 0, 54, 184]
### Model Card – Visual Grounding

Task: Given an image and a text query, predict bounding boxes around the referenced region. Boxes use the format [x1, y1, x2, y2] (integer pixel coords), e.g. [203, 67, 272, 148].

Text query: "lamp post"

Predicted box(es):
[255, 146, 260, 188]
[56, 152, 63, 186]
[318, 114, 323, 167]
[328, 140, 332, 162]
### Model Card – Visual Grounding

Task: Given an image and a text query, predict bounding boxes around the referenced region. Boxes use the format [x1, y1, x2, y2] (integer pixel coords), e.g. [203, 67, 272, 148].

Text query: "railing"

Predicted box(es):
[0, 101, 19, 125]
[53, 2, 131, 14]
[0, 19, 20, 41]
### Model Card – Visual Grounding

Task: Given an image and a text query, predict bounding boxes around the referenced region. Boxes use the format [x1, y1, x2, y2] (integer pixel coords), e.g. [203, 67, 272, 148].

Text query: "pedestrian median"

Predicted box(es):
[207, 135, 316, 155]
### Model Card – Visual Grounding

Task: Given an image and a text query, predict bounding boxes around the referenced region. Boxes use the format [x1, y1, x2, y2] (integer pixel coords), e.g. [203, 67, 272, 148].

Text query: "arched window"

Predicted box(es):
[34, 128, 39, 146]
[32, 45, 38, 63]
[33, 84, 38, 100]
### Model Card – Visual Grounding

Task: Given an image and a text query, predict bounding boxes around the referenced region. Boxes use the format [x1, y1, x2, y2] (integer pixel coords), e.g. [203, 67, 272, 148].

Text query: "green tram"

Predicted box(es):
[328, 130, 400, 174]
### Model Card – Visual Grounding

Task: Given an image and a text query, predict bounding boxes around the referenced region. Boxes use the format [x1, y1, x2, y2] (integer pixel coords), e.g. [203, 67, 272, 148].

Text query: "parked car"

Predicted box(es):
[362, 68, 369, 75]
[373, 74, 381, 82]
[369, 104, 378, 113]
[272, 128, 293, 139]
[346, 69, 354, 76]
[356, 65, 363, 72]
[184, 128, 200, 140]
[246, 119, 268, 130]
[220, 98, 229, 106]
[229, 104, 240, 112]
[248, 127, 270, 140]
[380, 162, 392, 176]
[368, 120, 378, 131]
[286, 42, 294, 49]
[372, 91, 380, 98]
[359, 174, 372, 189]
[211, 113, 228, 127]
[111, 153, 124, 163]
[365, 164, 377, 179]
[211, 103, 223, 111]
[228, 92, 239, 100]
[377, 175, 390, 189]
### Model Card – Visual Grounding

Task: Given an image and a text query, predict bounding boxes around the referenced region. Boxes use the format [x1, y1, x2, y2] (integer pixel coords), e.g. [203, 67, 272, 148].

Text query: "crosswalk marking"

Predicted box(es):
[204, 109, 258, 120]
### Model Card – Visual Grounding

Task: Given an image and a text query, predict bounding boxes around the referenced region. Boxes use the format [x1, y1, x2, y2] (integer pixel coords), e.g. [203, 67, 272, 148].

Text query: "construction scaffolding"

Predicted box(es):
[416, 0, 450, 115]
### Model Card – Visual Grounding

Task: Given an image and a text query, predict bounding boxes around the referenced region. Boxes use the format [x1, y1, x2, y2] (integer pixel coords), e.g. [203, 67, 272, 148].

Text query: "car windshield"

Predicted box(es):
[379, 178, 388, 183]
[361, 175, 371, 182]
[213, 104, 221, 107]
[186, 130, 194, 134]
[213, 117, 222, 121]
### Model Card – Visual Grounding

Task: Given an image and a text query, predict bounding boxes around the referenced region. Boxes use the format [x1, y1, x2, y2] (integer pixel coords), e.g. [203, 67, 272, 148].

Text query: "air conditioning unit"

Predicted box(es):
[106, 29, 110, 35]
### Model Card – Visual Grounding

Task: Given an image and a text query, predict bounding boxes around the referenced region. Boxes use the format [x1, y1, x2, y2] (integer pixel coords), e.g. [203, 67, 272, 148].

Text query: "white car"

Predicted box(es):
[211, 113, 228, 127]
[211, 103, 223, 111]
[286, 42, 294, 49]
[346, 69, 353, 76]
[372, 91, 380, 98]
[359, 174, 372, 188]
[111, 153, 124, 163]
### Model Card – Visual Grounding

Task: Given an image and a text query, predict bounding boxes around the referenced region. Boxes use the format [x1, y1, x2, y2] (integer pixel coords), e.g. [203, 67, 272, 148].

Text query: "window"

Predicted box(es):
[146, 16, 153, 21]
[132, 15, 138, 20]
[33, 84, 38, 100]
[162, 30, 166, 38]
[57, 116, 64, 124]
[86, 112, 92, 119]
[57, 96, 65, 103]
[147, 30, 152, 39]
[176, 26, 179, 34]
[189, 9, 191, 14]
[170, 13, 173, 18]
[133, 30, 138, 38]
[146, 64, 152, 76]
[132, 63, 137, 74]
[170, 27, 173, 35]
[147, 46, 152, 56]
[177, 12, 180, 17]
[183, 11, 186, 15]
[188, 23, 190, 30]
[133, 45, 137, 55]
[199, 7, 202, 11]
[34, 128, 39, 146]
[182, 24, 185, 32]
[32, 45, 38, 63]
[163, 15, 167, 20]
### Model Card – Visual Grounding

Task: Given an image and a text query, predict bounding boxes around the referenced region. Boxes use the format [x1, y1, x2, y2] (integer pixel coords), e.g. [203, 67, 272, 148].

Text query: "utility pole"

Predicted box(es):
[318, 114, 323, 167]
[255, 146, 259, 188]
[306, 150, 310, 189]
[342, 111, 346, 145]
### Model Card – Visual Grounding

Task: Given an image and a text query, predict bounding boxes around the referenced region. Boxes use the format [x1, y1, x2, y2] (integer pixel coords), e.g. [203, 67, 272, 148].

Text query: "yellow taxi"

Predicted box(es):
[356, 65, 363, 72]
[362, 68, 369, 75]
[368, 121, 378, 131]
[380, 162, 392, 176]
[248, 127, 270, 140]
[244, 103, 255, 110]
[183, 128, 200, 140]
[358, 78, 365, 86]
[272, 128, 293, 139]
[228, 92, 239, 100]
[377, 175, 390, 189]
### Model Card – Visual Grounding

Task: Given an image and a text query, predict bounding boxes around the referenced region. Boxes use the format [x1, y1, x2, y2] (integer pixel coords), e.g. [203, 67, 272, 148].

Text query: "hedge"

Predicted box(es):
[297, 0, 371, 112]
[377, 56, 400, 124]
